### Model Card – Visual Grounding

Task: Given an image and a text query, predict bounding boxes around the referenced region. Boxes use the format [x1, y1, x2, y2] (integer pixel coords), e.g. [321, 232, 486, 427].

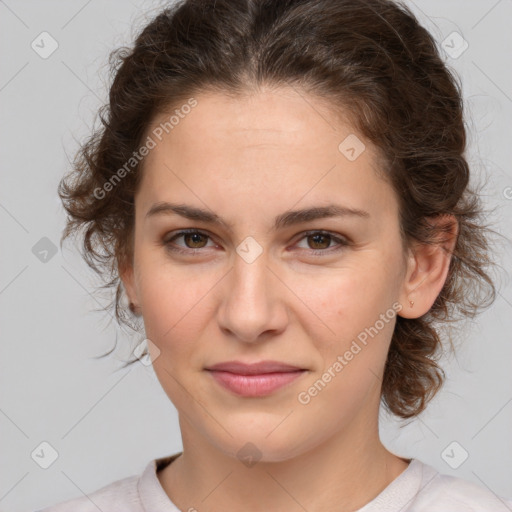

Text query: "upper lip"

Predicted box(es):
[205, 360, 305, 375]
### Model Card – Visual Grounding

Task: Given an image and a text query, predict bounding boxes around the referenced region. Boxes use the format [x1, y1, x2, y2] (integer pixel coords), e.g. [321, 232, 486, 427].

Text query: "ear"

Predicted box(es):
[398, 214, 458, 319]
[119, 260, 139, 312]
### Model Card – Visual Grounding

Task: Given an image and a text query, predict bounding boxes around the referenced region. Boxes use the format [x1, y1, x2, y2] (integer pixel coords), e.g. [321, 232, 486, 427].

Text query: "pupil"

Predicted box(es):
[310, 234, 329, 249]
[186, 233, 206, 248]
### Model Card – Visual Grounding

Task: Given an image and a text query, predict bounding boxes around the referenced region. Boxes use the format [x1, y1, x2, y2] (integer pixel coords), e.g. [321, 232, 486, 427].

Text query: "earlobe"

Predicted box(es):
[119, 262, 140, 313]
[398, 215, 458, 319]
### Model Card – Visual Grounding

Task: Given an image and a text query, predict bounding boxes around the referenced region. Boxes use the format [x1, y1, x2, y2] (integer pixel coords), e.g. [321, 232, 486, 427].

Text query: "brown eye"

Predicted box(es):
[295, 230, 349, 255]
[306, 233, 332, 250]
[163, 229, 214, 254]
[182, 232, 209, 248]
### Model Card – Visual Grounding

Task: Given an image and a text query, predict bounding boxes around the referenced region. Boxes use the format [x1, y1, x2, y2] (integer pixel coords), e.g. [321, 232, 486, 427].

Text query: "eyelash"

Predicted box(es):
[162, 229, 350, 257]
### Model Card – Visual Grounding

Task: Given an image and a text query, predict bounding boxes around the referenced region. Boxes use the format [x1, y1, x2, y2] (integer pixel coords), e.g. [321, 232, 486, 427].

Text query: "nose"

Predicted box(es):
[217, 251, 288, 344]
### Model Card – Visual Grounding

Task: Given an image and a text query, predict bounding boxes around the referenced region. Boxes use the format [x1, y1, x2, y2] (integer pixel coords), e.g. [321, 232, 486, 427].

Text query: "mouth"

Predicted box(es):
[204, 360, 307, 397]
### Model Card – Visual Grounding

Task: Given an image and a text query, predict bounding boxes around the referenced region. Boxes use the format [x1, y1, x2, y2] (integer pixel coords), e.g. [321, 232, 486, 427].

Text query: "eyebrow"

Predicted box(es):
[145, 201, 370, 231]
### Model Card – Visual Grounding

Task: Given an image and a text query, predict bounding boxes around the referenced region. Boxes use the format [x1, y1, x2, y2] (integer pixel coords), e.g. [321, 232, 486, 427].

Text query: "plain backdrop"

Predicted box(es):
[0, 1, 511, 510]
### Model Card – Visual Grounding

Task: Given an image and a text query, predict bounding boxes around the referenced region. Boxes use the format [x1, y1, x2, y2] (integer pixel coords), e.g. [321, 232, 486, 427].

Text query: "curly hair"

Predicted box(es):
[59, 0, 501, 419]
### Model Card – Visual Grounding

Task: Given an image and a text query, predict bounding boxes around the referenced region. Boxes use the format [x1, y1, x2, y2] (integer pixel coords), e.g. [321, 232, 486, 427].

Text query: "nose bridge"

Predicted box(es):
[218, 246, 286, 342]
[231, 232, 272, 299]
[232, 250, 270, 302]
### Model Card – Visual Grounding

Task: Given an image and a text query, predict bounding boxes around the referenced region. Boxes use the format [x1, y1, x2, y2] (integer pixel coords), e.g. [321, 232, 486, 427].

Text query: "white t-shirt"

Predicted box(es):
[36, 452, 512, 511]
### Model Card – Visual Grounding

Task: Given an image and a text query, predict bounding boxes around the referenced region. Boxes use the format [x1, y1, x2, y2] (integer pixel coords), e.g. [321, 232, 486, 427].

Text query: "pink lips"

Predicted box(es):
[205, 360, 306, 397]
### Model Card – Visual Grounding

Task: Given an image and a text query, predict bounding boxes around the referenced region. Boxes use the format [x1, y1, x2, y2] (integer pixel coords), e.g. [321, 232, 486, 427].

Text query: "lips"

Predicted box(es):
[205, 360, 306, 397]
[205, 360, 304, 374]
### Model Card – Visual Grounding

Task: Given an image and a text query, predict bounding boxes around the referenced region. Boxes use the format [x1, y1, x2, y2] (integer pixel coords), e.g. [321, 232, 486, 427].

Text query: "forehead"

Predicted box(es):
[146, 87, 362, 159]
[137, 87, 396, 223]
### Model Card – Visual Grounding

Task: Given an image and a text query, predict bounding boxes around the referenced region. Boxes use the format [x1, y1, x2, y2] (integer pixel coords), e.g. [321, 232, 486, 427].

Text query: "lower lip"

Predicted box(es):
[207, 370, 306, 397]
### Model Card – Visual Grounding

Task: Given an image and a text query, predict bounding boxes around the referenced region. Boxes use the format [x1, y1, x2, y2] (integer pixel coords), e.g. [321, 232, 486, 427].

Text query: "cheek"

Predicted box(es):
[311, 268, 396, 360]
[136, 262, 207, 350]
[312, 272, 371, 329]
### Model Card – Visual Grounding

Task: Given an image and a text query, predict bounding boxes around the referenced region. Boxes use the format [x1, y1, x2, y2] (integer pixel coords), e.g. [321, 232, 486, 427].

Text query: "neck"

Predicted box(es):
[158, 412, 410, 512]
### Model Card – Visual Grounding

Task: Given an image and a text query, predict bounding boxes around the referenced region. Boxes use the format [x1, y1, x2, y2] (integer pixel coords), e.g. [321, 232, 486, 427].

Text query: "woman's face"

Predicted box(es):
[123, 86, 412, 461]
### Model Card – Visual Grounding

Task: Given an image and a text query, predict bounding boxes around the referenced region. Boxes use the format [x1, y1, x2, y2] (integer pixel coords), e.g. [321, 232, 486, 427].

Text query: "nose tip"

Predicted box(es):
[217, 258, 288, 343]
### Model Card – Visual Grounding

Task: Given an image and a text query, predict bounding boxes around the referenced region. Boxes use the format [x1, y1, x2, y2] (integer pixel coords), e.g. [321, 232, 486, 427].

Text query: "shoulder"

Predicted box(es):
[35, 454, 181, 512]
[36, 472, 142, 512]
[412, 461, 512, 511]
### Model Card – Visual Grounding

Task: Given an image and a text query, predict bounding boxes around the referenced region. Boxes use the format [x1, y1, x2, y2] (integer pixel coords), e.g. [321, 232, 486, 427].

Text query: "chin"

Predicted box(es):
[207, 423, 316, 465]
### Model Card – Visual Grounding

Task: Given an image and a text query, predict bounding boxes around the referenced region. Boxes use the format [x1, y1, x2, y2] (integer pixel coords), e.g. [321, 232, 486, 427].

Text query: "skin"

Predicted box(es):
[121, 85, 457, 512]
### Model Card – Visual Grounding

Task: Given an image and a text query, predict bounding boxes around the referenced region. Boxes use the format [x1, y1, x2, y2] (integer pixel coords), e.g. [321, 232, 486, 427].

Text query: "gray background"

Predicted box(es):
[0, 1, 511, 510]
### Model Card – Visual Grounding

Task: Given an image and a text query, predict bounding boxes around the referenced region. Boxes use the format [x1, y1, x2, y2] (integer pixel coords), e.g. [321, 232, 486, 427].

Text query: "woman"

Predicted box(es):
[40, 0, 511, 510]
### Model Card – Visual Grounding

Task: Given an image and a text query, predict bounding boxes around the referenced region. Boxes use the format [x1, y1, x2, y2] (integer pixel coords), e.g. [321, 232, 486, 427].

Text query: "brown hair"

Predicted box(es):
[59, 0, 501, 419]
